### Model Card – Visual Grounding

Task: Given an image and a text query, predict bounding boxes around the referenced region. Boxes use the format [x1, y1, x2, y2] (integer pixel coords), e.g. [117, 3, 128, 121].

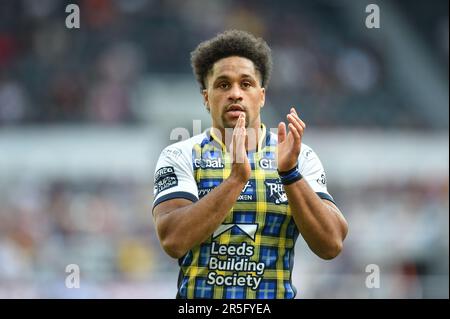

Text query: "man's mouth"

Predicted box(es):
[227, 104, 245, 112]
[226, 104, 245, 118]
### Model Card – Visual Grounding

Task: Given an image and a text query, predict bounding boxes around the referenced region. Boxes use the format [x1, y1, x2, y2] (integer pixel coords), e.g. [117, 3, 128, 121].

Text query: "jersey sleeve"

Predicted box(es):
[298, 145, 335, 204]
[152, 145, 199, 212]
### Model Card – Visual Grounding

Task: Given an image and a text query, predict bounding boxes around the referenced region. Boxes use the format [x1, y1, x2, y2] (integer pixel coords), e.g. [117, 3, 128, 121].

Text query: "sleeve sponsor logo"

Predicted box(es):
[162, 148, 182, 160]
[304, 149, 313, 158]
[316, 172, 327, 185]
[154, 166, 178, 195]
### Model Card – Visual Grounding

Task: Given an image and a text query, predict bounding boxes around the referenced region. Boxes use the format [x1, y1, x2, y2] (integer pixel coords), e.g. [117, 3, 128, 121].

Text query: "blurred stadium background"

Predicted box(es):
[0, 0, 448, 298]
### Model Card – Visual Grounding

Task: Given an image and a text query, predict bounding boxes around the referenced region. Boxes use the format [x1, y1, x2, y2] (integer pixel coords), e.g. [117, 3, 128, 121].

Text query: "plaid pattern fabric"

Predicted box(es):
[177, 125, 299, 299]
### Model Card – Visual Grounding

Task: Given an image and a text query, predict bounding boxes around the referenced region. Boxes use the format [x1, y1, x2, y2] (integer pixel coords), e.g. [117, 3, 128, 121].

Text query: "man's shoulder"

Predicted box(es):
[159, 132, 208, 159]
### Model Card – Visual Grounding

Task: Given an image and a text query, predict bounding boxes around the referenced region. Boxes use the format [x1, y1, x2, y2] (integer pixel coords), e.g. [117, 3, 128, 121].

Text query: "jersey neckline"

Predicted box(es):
[207, 124, 270, 153]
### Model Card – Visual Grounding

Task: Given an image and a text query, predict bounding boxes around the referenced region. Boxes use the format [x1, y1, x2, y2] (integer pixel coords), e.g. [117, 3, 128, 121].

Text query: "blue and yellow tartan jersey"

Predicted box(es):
[153, 124, 335, 299]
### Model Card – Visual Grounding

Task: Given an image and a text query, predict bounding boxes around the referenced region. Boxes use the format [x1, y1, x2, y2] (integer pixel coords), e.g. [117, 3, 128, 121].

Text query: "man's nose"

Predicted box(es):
[228, 84, 243, 101]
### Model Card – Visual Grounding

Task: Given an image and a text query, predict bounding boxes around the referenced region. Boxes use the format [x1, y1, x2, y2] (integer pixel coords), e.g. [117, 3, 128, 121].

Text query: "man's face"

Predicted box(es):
[203, 56, 265, 130]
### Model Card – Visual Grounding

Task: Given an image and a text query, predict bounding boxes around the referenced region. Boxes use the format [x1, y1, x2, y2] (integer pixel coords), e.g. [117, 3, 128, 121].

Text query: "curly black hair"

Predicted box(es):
[191, 30, 273, 91]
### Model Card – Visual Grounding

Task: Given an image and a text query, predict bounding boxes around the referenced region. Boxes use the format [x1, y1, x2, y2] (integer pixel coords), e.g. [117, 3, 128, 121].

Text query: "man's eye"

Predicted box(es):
[242, 82, 251, 88]
[218, 83, 229, 89]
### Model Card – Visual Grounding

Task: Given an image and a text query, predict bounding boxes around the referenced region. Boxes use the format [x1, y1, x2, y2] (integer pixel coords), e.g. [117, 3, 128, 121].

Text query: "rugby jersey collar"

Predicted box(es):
[208, 124, 269, 153]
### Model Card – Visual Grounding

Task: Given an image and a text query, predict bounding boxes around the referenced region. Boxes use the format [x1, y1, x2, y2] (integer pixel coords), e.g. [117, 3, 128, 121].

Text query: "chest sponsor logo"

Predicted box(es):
[154, 166, 178, 195]
[199, 180, 254, 201]
[259, 158, 277, 170]
[206, 241, 265, 290]
[212, 223, 258, 241]
[198, 180, 221, 198]
[193, 157, 224, 169]
[264, 180, 288, 204]
[238, 181, 254, 201]
[198, 187, 213, 198]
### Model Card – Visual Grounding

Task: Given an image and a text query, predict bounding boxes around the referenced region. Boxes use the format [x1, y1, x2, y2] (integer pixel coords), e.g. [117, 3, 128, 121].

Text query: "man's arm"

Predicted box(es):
[278, 108, 348, 260]
[284, 180, 348, 260]
[153, 176, 246, 259]
[153, 113, 250, 259]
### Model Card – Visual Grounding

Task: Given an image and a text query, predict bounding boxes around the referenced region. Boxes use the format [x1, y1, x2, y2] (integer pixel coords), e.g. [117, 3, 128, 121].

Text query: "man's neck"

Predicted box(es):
[211, 121, 263, 152]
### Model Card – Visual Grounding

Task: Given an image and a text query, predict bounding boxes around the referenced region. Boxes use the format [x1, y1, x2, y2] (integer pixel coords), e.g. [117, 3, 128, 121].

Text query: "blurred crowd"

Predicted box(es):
[0, 177, 173, 298]
[0, 0, 448, 128]
[0, 0, 448, 298]
[0, 176, 447, 298]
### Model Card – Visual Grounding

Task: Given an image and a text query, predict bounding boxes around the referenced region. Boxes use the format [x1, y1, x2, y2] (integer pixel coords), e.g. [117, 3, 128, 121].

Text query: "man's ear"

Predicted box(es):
[202, 89, 210, 112]
[260, 87, 265, 109]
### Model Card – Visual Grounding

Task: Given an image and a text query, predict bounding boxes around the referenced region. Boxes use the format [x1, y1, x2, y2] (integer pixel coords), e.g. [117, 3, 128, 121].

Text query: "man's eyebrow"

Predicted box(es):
[240, 74, 256, 80]
[213, 75, 230, 82]
[213, 74, 256, 82]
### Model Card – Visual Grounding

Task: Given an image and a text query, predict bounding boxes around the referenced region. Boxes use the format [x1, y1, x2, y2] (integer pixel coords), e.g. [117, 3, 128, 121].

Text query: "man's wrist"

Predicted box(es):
[228, 171, 250, 186]
[278, 165, 303, 185]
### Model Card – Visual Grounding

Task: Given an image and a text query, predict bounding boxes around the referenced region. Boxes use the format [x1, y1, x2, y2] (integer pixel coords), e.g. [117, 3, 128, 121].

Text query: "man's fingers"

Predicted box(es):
[290, 107, 306, 129]
[231, 115, 241, 158]
[233, 114, 247, 164]
[287, 113, 304, 135]
[288, 111, 305, 130]
[278, 122, 286, 143]
[233, 113, 245, 133]
[288, 123, 301, 144]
